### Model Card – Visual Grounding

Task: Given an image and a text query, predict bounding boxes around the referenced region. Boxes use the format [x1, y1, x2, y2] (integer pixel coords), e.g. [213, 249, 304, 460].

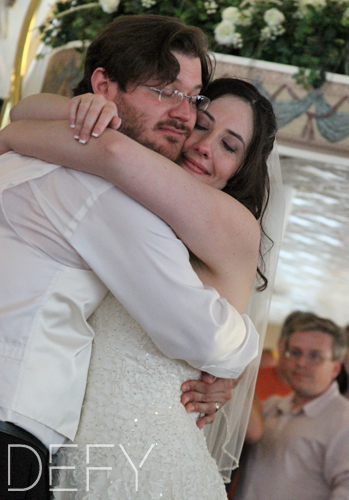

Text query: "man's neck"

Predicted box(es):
[291, 394, 314, 410]
[291, 384, 332, 410]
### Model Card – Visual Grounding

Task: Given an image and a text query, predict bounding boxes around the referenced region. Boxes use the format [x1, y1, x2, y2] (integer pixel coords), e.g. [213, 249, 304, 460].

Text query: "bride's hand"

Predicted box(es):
[0, 127, 12, 156]
[69, 93, 122, 144]
[181, 373, 237, 429]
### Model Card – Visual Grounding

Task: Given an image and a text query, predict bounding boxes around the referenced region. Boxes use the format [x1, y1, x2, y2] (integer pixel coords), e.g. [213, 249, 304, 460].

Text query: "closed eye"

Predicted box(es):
[195, 123, 209, 131]
[223, 141, 236, 153]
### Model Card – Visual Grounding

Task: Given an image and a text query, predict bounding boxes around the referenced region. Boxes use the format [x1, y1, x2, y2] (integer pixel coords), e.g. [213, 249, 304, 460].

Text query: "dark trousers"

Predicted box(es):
[0, 422, 50, 500]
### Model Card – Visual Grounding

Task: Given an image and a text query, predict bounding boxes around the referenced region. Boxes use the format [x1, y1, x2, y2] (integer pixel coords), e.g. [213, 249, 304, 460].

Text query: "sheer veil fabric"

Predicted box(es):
[204, 142, 285, 481]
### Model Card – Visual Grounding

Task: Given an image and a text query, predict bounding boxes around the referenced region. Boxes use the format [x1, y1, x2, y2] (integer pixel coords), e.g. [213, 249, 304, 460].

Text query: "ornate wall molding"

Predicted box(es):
[214, 53, 349, 159]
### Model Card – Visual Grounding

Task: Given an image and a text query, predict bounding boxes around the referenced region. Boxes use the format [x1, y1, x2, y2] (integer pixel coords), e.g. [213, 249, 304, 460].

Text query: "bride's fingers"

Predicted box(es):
[196, 413, 217, 429]
[181, 377, 233, 395]
[89, 104, 121, 138]
[77, 101, 121, 143]
[181, 378, 234, 406]
[182, 399, 225, 416]
[68, 95, 83, 129]
[181, 390, 226, 406]
[75, 96, 108, 143]
[68, 94, 120, 144]
[109, 115, 122, 131]
[69, 94, 94, 134]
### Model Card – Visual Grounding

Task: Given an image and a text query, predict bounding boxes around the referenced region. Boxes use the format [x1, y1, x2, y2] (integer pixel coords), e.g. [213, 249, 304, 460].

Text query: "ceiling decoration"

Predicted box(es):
[269, 154, 349, 328]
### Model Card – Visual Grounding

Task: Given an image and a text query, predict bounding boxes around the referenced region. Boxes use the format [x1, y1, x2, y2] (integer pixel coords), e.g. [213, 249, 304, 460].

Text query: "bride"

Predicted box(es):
[4, 77, 282, 498]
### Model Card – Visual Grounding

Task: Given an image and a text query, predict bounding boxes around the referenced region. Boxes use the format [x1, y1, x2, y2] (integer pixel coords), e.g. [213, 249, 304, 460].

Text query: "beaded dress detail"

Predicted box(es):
[52, 292, 228, 499]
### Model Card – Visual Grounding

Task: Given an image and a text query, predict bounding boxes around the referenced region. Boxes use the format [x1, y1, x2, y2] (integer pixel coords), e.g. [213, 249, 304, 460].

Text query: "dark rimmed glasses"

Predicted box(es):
[146, 86, 210, 111]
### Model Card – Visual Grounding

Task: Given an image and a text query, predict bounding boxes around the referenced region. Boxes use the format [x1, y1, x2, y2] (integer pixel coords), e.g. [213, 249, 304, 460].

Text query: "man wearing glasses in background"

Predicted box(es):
[234, 311, 349, 500]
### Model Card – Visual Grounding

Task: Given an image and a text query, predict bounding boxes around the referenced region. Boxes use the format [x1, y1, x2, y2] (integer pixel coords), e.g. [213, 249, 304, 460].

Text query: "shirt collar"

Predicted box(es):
[276, 381, 340, 418]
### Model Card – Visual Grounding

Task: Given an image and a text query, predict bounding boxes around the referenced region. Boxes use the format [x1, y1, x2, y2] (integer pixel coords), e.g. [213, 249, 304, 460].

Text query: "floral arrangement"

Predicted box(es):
[39, 0, 349, 88]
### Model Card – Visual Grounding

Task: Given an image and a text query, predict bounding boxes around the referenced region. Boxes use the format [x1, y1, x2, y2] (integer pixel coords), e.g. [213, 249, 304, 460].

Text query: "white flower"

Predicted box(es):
[341, 6, 349, 25]
[222, 6, 241, 24]
[232, 31, 243, 48]
[51, 18, 61, 27]
[296, 0, 327, 18]
[204, 0, 218, 14]
[260, 26, 271, 40]
[141, 0, 157, 7]
[214, 20, 237, 46]
[297, 0, 327, 8]
[99, 0, 120, 14]
[260, 23, 285, 41]
[240, 7, 254, 26]
[241, 0, 282, 5]
[264, 8, 285, 26]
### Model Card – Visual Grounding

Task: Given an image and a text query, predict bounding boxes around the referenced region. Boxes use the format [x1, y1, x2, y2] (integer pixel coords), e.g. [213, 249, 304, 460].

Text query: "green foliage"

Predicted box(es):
[39, 0, 349, 89]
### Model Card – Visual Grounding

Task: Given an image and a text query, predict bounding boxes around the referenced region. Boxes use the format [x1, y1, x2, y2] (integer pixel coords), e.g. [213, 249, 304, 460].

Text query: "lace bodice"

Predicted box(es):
[52, 292, 228, 499]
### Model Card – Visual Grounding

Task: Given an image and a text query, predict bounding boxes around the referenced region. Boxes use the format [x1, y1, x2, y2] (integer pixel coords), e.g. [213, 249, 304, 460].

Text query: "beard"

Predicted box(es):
[117, 100, 189, 162]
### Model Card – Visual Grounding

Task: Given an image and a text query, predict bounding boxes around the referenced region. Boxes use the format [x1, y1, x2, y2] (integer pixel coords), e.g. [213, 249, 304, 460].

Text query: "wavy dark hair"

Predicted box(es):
[202, 78, 277, 290]
[74, 14, 214, 96]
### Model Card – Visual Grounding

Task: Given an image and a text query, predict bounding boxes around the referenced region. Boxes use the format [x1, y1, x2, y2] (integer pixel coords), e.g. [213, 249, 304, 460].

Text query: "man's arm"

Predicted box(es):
[245, 395, 265, 443]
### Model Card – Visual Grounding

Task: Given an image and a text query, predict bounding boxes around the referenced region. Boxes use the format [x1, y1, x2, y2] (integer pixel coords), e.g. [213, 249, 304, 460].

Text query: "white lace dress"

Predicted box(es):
[52, 292, 228, 499]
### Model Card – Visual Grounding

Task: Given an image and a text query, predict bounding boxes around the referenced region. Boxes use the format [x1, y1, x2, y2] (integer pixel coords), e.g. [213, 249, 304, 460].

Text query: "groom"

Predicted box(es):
[0, 15, 257, 498]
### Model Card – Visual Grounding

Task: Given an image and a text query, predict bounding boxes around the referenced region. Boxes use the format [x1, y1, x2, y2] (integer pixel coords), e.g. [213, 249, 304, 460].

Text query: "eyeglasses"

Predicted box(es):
[146, 86, 210, 111]
[284, 348, 334, 366]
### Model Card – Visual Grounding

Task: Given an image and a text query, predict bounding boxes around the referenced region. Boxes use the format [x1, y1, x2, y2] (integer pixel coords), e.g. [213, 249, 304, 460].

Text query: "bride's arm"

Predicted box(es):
[10, 93, 121, 139]
[0, 118, 260, 311]
[10, 93, 70, 121]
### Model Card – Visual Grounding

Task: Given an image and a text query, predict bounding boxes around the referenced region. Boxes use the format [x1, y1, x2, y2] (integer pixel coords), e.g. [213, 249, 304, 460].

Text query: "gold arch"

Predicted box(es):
[0, 0, 42, 129]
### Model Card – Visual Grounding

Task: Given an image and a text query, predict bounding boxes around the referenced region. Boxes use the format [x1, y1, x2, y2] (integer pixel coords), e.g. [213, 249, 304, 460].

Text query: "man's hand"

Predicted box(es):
[181, 372, 238, 429]
[68, 93, 122, 144]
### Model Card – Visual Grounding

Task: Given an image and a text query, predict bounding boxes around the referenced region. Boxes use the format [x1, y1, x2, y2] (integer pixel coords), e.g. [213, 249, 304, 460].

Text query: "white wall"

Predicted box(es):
[0, 0, 52, 99]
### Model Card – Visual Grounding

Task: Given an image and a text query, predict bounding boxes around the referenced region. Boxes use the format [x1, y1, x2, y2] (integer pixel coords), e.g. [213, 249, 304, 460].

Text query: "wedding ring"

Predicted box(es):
[215, 402, 221, 412]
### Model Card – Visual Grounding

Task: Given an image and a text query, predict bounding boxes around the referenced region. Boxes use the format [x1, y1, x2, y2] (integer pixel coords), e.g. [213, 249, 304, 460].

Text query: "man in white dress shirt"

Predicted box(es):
[234, 312, 349, 500]
[0, 15, 258, 499]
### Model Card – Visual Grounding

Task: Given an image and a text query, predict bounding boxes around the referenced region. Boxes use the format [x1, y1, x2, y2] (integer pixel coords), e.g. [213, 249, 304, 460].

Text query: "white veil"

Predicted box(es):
[204, 142, 285, 482]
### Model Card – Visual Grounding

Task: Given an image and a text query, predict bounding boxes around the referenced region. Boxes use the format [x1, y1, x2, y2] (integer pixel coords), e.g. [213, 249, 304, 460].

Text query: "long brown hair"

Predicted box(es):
[203, 78, 278, 290]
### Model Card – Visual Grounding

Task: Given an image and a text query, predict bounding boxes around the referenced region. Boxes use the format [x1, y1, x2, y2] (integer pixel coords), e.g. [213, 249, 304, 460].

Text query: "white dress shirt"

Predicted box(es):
[0, 152, 258, 447]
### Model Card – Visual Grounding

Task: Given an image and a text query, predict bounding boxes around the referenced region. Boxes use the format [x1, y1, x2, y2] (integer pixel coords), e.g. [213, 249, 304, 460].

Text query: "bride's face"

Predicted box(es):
[179, 95, 254, 190]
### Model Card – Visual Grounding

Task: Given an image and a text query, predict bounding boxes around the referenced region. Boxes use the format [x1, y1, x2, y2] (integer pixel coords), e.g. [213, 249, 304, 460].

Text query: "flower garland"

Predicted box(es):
[39, 0, 349, 88]
[213, 0, 349, 87]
